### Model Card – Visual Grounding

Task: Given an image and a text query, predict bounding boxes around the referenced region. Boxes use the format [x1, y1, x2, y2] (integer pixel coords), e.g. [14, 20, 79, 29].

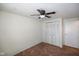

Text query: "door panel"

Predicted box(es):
[45, 20, 62, 47]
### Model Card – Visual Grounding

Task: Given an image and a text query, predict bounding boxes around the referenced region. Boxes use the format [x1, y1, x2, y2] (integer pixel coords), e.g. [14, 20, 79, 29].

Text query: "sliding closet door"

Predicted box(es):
[43, 18, 63, 48]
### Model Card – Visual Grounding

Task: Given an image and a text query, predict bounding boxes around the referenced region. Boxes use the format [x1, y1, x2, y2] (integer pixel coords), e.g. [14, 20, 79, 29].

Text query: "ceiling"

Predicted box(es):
[0, 3, 79, 19]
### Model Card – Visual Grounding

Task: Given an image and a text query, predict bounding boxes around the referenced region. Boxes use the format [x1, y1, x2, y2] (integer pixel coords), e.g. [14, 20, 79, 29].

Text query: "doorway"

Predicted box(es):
[43, 18, 63, 48]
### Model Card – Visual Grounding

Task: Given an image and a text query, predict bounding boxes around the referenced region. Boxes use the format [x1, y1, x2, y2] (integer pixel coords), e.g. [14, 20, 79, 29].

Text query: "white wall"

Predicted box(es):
[64, 18, 79, 48]
[42, 18, 63, 48]
[0, 11, 42, 55]
[1, 10, 79, 56]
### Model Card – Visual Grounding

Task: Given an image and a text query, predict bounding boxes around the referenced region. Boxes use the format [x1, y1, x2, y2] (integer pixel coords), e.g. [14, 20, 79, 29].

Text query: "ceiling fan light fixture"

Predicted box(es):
[31, 9, 56, 19]
[40, 15, 45, 18]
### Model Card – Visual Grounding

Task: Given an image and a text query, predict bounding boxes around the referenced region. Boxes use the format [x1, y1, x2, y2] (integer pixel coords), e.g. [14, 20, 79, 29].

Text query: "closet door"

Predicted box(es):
[45, 19, 63, 48]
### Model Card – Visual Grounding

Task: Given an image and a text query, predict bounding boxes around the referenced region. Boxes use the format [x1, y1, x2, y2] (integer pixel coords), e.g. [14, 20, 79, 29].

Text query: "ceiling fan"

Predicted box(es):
[31, 9, 56, 19]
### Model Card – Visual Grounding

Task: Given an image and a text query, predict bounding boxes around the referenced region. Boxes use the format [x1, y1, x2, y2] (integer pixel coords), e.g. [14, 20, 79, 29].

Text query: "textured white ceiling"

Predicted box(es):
[0, 3, 79, 19]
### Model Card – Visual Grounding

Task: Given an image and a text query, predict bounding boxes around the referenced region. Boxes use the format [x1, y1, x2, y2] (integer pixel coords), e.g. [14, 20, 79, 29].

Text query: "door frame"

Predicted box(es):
[42, 18, 63, 48]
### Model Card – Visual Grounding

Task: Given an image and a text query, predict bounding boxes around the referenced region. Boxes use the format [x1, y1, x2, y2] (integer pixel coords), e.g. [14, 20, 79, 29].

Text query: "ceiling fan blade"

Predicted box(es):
[46, 16, 51, 18]
[31, 14, 40, 16]
[37, 9, 45, 15]
[46, 11, 56, 15]
[37, 9, 42, 14]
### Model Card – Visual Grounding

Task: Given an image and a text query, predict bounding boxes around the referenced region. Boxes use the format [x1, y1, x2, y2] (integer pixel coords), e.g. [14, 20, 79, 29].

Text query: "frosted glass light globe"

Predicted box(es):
[40, 15, 45, 18]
